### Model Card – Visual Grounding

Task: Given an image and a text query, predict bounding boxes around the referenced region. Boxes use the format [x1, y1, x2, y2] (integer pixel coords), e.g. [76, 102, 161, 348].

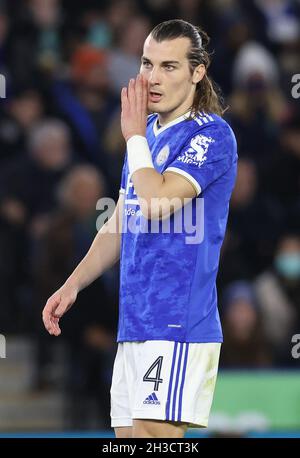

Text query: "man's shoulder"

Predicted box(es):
[190, 112, 233, 134]
[145, 111, 236, 147]
[187, 112, 237, 147]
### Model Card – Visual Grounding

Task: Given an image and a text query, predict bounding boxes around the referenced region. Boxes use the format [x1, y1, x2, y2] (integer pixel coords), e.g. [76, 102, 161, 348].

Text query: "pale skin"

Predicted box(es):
[42, 35, 205, 438]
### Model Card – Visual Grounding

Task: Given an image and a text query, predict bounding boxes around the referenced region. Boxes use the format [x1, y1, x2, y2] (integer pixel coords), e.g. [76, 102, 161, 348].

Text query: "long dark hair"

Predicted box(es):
[150, 19, 225, 117]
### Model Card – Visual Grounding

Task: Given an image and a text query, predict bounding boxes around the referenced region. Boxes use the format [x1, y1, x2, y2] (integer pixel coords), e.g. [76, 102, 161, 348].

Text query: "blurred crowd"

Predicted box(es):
[0, 0, 299, 429]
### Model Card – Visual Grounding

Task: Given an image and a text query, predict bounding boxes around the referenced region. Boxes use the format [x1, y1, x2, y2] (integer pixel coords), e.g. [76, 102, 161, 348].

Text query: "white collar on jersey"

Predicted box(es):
[153, 110, 191, 136]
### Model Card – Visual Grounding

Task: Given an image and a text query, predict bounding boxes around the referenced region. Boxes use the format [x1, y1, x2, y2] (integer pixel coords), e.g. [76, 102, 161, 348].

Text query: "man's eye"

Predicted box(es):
[165, 65, 175, 71]
[142, 61, 152, 68]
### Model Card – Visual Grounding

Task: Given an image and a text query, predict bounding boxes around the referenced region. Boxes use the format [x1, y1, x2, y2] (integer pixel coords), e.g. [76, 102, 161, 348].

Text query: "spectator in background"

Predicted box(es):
[32, 164, 117, 428]
[217, 229, 253, 293]
[0, 118, 72, 332]
[83, 6, 113, 50]
[206, 4, 251, 95]
[263, 112, 300, 228]
[139, 0, 173, 24]
[0, 87, 44, 163]
[220, 280, 272, 368]
[107, 15, 151, 94]
[173, 0, 205, 24]
[27, 0, 63, 72]
[106, 0, 139, 37]
[3, 0, 63, 88]
[245, 0, 300, 51]
[51, 44, 120, 196]
[228, 40, 288, 169]
[223, 158, 284, 279]
[0, 118, 72, 235]
[254, 233, 300, 365]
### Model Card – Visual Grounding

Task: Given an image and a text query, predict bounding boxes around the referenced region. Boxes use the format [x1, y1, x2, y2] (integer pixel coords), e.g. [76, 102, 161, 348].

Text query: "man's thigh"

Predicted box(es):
[114, 426, 132, 438]
[132, 419, 188, 438]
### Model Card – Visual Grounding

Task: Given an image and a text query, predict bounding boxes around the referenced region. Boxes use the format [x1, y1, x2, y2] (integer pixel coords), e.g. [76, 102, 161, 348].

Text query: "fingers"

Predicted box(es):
[50, 316, 61, 336]
[121, 87, 127, 99]
[42, 296, 60, 335]
[141, 74, 148, 115]
[134, 75, 148, 126]
[128, 78, 136, 107]
[121, 87, 129, 114]
[135, 74, 143, 114]
[44, 311, 61, 336]
[42, 294, 66, 336]
[124, 76, 147, 114]
[121, 76, 147, 141]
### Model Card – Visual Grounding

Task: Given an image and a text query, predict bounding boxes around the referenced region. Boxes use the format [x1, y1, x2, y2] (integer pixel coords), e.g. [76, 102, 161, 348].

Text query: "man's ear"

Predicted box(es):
[192, 64, 206, 84]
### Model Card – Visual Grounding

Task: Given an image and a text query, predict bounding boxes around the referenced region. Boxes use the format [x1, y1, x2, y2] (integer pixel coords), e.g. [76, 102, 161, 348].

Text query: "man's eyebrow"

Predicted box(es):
[141, 56, 180, 65]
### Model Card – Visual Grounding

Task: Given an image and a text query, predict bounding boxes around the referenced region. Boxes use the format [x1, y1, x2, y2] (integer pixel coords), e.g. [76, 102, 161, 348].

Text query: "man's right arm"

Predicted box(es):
[42, 194, 124, 336]
[66, 193, 124, 292]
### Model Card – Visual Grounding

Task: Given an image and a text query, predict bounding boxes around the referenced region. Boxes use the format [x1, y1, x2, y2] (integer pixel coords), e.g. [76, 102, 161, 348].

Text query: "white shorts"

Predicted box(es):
[110, 340, 221, 428]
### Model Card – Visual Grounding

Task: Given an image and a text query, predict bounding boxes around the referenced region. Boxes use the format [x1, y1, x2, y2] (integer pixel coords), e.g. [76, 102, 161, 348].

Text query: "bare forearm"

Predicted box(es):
[131, 168, 164, 201]
[65, 227, 120, 292]
[64, 196, 123, 292]
[131, 168, 195, 219]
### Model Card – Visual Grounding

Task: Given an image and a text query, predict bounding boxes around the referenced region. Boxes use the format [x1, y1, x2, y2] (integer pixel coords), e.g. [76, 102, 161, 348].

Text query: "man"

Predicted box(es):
[42, 19, 238, 438]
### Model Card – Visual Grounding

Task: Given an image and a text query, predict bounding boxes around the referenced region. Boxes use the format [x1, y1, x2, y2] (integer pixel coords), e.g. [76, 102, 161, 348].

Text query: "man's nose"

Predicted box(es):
[148, 66, 161, 85]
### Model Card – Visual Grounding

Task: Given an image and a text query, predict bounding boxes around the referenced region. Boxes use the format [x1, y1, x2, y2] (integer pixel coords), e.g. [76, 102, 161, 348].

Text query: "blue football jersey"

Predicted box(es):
[118, 111, 238, 343]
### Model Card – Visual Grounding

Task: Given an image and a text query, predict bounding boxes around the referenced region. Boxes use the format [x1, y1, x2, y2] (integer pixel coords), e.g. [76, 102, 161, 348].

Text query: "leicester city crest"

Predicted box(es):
[156, 145, 170, 166]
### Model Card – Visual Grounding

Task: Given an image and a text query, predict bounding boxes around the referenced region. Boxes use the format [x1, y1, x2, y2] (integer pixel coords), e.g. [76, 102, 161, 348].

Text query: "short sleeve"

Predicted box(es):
[165, 123, 237, 196]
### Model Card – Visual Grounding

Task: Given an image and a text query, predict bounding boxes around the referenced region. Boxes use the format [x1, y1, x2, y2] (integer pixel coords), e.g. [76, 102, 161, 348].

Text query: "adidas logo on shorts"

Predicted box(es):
[143, 392, 160, 405]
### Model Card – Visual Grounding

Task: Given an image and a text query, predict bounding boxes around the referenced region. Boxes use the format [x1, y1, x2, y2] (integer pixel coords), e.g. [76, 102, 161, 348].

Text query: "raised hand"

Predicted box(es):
[121, 74, 148, 142]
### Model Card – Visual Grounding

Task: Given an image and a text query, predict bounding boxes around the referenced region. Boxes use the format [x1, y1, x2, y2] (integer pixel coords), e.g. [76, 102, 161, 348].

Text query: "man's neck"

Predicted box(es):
[157, 107, 191, 127]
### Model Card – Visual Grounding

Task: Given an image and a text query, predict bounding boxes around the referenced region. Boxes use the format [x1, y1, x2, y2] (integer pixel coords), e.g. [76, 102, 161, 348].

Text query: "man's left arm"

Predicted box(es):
[130, 167, 196, 219]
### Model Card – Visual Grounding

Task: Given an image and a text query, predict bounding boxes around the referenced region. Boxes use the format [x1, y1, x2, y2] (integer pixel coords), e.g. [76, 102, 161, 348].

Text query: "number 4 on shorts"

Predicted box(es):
[143, 356, 163, 391]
